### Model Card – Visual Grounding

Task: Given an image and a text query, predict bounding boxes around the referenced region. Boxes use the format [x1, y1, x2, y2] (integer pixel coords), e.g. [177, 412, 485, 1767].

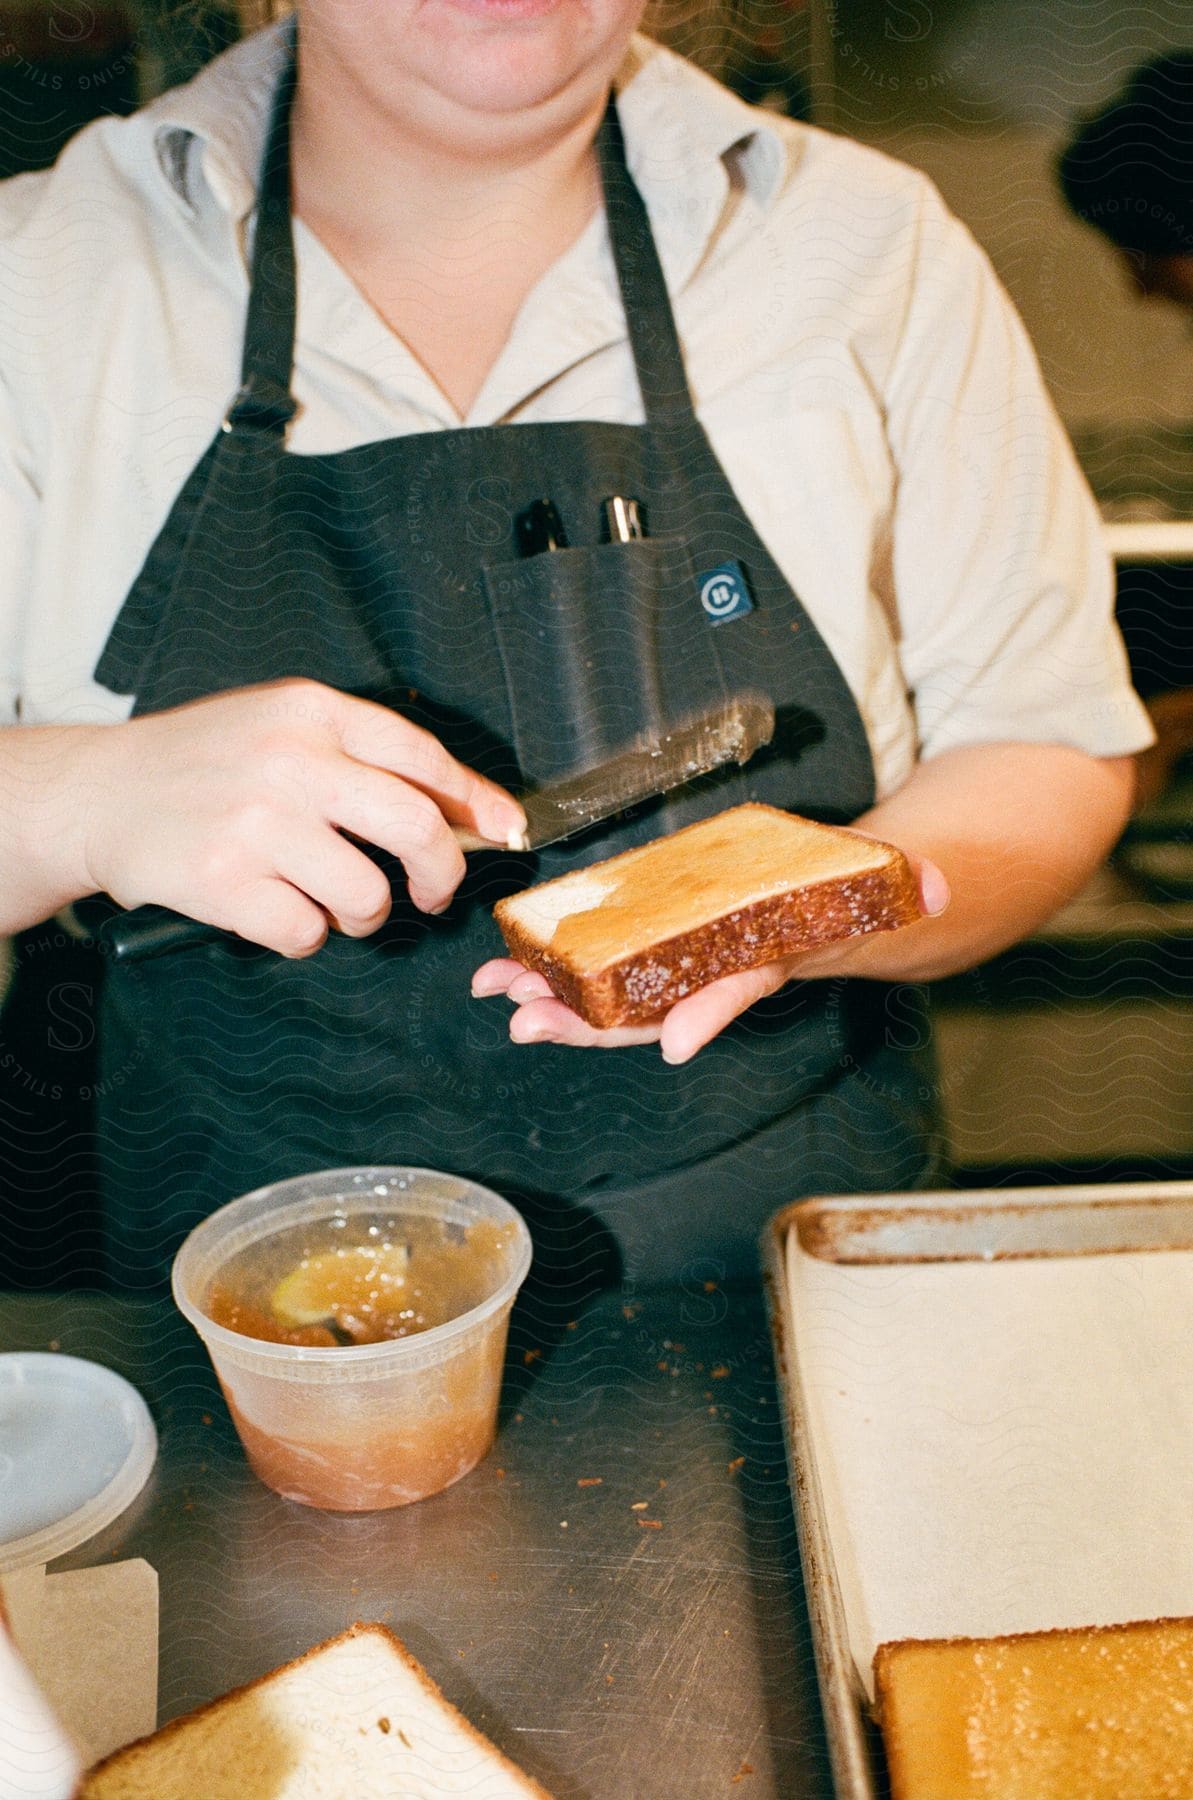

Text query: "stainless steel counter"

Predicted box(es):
[0, 1285, 830, 1800]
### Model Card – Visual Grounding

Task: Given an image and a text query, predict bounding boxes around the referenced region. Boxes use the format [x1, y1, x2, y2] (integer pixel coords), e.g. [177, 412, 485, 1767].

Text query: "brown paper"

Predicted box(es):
[787, 1237, 1193, 1701]
[0, 1566, 46, 1660]
[0, 1560, 157, 1769]
[0, 1578, 80, 1800]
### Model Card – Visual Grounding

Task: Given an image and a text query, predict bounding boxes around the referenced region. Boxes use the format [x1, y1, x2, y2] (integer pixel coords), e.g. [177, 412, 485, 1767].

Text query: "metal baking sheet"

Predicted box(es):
[763, 1181, 1193, 1800]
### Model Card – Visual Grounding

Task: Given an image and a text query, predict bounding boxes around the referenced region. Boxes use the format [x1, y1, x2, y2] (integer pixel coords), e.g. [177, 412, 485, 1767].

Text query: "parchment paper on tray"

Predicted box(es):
[786, 1231, 1193, 1703]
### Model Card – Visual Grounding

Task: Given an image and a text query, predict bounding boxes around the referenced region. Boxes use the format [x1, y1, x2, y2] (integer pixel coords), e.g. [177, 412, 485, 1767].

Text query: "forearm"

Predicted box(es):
[800, 742, 1136, 984]
[0, 725, 102, 933]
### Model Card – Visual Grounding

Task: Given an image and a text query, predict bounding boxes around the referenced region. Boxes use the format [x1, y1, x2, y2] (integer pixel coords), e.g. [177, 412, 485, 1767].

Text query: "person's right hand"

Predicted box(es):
[78, 679, 526, 956]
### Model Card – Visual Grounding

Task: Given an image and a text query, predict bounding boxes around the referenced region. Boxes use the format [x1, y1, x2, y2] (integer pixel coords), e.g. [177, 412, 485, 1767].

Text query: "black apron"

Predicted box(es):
[93, 51, 940, 1291]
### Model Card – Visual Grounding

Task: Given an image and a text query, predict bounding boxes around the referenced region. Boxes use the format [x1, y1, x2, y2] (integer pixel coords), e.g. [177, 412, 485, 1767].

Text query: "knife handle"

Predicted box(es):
[99, 823, 527, 962]
[101, 907, 225, 962]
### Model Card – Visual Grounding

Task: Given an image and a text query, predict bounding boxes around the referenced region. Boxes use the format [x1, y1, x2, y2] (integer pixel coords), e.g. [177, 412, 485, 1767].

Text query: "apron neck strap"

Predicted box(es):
[229, 29, 299, 433]
[233, 32, 695, 433]
[596, 94, 693, 424]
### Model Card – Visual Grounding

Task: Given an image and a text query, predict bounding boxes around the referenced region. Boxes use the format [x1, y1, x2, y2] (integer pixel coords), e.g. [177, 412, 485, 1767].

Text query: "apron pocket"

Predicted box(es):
[483, 534, 725, 785]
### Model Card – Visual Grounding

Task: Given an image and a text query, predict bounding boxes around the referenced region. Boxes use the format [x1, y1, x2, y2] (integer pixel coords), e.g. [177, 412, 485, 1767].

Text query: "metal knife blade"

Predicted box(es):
[518, 691, 775, 849]
[451, 693, 775, 852]
[102, 694, 775, 960]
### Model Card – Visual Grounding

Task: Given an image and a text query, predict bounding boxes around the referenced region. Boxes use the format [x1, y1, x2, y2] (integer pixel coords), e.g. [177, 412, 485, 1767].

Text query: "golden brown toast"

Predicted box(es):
[875, 1619, 1193, 1800]
[494, 803, 919, 1027]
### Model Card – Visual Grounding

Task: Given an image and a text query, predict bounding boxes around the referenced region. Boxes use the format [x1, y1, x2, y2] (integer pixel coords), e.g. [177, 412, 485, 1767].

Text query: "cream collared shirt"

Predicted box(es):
[0, 24, 1152, 794]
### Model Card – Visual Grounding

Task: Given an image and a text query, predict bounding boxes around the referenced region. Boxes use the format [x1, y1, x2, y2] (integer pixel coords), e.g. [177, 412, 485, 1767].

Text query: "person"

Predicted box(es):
[1058, 53, 1193, 811]
[0, 0, 1150, 1292]
[1058, 52, 1193, 319]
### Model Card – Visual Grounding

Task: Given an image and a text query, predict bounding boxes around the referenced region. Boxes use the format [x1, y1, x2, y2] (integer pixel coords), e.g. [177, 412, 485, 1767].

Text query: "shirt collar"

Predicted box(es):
[148, 18, 289, 224]
[147, 20, 790, 235]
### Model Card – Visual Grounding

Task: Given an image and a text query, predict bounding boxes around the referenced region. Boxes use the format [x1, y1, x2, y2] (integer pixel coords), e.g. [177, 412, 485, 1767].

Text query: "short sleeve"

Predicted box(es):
[0, 365, 37, 727]
[885, 185, 1154, 764]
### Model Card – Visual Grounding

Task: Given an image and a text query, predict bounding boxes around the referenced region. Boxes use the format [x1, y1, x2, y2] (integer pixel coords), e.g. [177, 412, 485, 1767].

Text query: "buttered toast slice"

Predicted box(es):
[80, 1622, 555, 1800]
[875, 1620, 1193, 1800]
[494, 803, 919, 1027]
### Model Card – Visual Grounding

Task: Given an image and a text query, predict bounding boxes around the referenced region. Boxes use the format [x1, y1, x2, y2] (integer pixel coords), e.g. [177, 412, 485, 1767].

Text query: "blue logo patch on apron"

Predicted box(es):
[698, 560, 753, 624]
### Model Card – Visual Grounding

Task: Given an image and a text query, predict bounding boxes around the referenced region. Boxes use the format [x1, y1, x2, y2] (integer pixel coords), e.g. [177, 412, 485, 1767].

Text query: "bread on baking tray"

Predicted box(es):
[874, 1618, 1193, 1799]
[79, 1622, 555, 1799]
[493, 803, 920, 1028]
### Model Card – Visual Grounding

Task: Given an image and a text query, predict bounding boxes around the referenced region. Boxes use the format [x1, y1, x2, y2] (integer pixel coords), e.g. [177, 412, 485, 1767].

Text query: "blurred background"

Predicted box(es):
[5, 0, 1193, 1288]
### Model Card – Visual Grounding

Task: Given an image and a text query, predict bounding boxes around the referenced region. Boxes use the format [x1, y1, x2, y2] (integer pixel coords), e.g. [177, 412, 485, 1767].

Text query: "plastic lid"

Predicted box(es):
[0, 1354, 157, 1573]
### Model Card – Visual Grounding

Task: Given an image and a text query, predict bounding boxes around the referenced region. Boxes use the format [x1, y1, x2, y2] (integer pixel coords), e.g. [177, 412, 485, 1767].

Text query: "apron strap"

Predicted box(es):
[234, 30, 696, 434]
[232, 27, 300, 433]
[596, 95, 694, 425]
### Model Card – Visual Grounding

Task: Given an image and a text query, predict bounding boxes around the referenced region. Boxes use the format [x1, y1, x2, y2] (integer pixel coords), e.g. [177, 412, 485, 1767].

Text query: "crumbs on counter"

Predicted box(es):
[710, 1365, 731, 1379]
[630, 1501, 648, 1510]
[728, 1456, 745, 1473]
[731, 1761, 755, 1784]
[637, 1518, 663, 1529]
[577, 1477, 603, 1487]
[523, 1348, 541, 1366]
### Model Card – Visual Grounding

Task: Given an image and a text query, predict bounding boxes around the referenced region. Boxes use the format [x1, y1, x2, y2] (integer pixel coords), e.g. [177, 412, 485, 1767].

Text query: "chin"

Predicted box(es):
[411, 7, 608, 115]
[301, 0, 640, 133]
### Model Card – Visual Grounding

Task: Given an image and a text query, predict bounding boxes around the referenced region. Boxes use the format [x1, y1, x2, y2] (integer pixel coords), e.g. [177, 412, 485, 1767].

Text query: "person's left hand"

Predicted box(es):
[472, 852, 948, 1065]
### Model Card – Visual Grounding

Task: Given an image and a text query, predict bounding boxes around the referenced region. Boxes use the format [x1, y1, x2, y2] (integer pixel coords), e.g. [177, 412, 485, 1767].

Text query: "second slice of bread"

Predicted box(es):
[80, 1622, 555, 1800]
[493, 803, 919, 1028]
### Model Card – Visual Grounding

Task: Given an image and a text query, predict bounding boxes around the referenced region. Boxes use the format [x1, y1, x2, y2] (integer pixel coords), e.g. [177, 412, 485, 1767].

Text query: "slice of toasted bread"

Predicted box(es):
[875, 1619, 1193, 1800]
[493, 803, 919, 1027]
[79, 1622, 555, 1799]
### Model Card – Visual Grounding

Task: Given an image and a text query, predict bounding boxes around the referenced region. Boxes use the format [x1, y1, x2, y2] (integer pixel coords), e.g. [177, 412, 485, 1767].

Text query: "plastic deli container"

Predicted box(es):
[0, 1354, 157, 1572]
[172, 1167, 532, 1512]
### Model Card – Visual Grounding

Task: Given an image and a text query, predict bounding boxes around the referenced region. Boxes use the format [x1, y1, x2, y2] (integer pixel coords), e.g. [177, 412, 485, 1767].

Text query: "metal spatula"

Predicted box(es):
[101, 694, 775, 961]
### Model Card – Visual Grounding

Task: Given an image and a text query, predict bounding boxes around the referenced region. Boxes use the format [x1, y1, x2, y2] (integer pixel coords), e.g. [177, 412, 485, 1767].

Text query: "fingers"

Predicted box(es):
[328, 761, 467, 914]
[330, 692, 526, 847]
[470, 959, 553, 999]
[506, 995, 662, 1051]
[220, 878, 330, 959]
[911, 854, 950, 917]
[472, 959, 661, 1046]
[657, 962, 790, 1064]
[275, 824, 393, 937]
[474, 957, 789, 1058]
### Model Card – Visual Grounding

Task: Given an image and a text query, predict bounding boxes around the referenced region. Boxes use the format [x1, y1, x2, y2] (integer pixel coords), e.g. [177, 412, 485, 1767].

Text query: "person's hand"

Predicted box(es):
[78, 679, 526, 955]
[473, 851, 948, 1063]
